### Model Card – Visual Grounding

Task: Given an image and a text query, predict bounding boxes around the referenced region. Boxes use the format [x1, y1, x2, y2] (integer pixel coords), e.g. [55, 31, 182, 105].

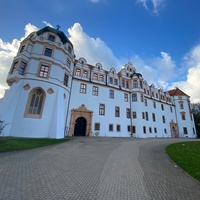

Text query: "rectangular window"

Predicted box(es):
[99, 75, 104, 81]
[152, 113, 156, 122]
[142, 112, 145, 119]
[132, 93, 137, 102]
[117, 125, 121, 132]
[12, 61, 18, 73]
[153, 101, 156, 108]
[64, 74, 69, 86]
[83, 70, 88, 78]
[126, 81, 129, 89]
[132, 111, 137, 119]
[164, 128, 167, 134]
[122, 80, 125, 87]
[141, 94, 144, 102]
[161, 104, 164, 110]
[94, 123, 100, 131]
[115, 106, 120, 117]
[48, 35, 55, 42]
[39, 64, 49, 78]
[183, 127, 188, 134]
[127, 125, 131, 132]
[149, 127, 152, 133]
[181, 113, 186, 120]
[170, 106, 173, 112]
[109, 89, 114, 99]
[44, 48, 52, 57]
[20, 45, 25, 53]
[99, 104, 105, 115]
[68, 46, 72, 54]
[75, 68, 81, 76]
[80, 83, 86, 94]
[154, 127, 157, 133]
[114, 79, 118, 85]
[93, 73, 98, 80]
[144, 99, 147, 106]
[124, 93, 128, 102]
[180, 103, 184, 109]
[143, 126, 146, 134]
[109, 124, 113, 131]
[133, 80, 138, 88]
[132, 126, 136, 134]
[92, 86, 98, 96]
[19, 62, 26, 75]
[126, 108, 130, 118]
[162, 116, 166, 123]
[109, 77, 113, 84]
[66, 58, 71, 68]
[145, 112, 148, 121]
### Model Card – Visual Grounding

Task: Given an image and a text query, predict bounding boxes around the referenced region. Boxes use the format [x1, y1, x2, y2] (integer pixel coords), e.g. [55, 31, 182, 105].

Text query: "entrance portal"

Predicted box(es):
[74, 117, 86, 136]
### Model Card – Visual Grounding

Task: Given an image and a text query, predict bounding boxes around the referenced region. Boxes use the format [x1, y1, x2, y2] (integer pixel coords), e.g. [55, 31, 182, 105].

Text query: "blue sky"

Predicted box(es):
[0, 0, 200, 102]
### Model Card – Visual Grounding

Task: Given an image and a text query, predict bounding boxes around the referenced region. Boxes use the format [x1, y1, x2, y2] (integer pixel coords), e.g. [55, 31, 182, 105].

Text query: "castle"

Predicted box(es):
[0, 26, 197, 138]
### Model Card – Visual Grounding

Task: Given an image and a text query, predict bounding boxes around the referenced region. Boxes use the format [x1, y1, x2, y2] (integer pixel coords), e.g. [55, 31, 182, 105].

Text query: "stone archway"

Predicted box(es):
[74, 117, 87, 136]
[170, 120, 179, 138]
[68, 104, 93, 137]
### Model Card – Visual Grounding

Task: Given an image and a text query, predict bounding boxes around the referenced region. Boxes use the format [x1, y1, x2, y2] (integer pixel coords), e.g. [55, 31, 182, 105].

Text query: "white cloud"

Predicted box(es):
[173, 45, 200, 103]
[137, 0, 165, 15]
[0, 23, 38, 99]
[68, 23, 121, 70]
[42, 21, 54, 28]
[90, 0, 100, 3]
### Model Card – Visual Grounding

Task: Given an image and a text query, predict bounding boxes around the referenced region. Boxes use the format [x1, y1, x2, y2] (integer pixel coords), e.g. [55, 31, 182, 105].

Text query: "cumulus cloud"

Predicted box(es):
[173, 45, 200, 103]
[137, 0, 165, 15]
[41, 21, 53, 28]
[0, 24, 38, 98]
[68, 23, 121, 70]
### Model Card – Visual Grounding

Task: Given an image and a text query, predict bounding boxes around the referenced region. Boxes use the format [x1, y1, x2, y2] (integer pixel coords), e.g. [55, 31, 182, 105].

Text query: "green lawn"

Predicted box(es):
[0, 137, 69, 152]
[166, 141, 200, 182]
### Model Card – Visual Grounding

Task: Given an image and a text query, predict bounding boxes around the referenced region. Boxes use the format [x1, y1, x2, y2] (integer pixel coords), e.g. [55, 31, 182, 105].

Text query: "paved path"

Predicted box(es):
[0, 137, 200, 200]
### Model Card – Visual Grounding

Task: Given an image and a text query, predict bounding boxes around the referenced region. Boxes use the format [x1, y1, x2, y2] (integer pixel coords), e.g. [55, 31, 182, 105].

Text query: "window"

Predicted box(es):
[180, 103, 184, 109]
[142, 112, 145, 119]
[92, 86, 98, 96]
[115, 106, 120, 117]
[164, 128, 167, 134]
[109, 77, 113, 84]
[132, 93, 137, 102]
[99, 104, 105, 115]
[161, 104, 164, 110]
[140, 81, 143, 89]
[39, 64, 49, 78]
[68, 46, 72, 54]
[152, 92, 154, 97]
[83, 70, 88, 78]
[153, 101, 156, 108]
[126, 108, 130, 118]
[154, 127, 157, 133]
[66, 59, 71, 68]
[152, 113, 156, 122]
[141, 94, 144, 102]
[149, 127, 152, 133]
[94, 123, 100, 131]
[181, 112, 186, 120]
[124, 93, 128, 102]
[114, 79, 118, 85]
[109, 124, 113, 131]
[26, 88, 45, 117]
[133, 80, 138, 88]
[143, 126, 146, 134]
[117, 125, 121, 132]
[127, 126, 131, 132]
[80, 83, 86, 94]
[20, 45, 25, 53]
[145, 112, 148, 121]
[99, 75, 104, 81]
[19, 62, 26, 75]
[12, 61, 18, 73]
[44, 48, 52, 57]
[144, 99, 147, 106]
[132, 126, 136, 134]
[75, 68, 81, 76]
[64, 74, 69, 86]
[122, 80, 125, 87]
[93, 73, 98, 80]
[126, 81, 129, 89]
[132, 112, 137, 119]
[162, 116, 166, 123]
[109, 90, 114, 99]
[170, 106, 173, 112]
[48, 35, 55, 42]
[183, 127, 188, 135]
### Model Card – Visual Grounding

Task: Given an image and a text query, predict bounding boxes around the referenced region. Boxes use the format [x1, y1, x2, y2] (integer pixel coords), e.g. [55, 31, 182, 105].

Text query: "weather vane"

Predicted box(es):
[56, 25, 61, 30]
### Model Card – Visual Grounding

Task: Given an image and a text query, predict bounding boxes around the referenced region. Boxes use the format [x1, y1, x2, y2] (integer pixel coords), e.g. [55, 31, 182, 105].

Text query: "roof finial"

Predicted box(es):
[56, 25, 61, 30]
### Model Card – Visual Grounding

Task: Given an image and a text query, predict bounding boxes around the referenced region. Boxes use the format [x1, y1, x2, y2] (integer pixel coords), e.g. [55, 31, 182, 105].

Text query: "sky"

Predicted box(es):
[0, 0, 200, 103]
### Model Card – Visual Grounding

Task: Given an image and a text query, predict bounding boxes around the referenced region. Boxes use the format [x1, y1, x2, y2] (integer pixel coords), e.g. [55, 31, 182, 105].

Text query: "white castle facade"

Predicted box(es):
[0, 26, 197, 138]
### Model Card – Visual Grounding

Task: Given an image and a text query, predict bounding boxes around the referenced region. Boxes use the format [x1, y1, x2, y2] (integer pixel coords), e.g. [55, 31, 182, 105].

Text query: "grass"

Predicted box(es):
[166, 141, 200, 182]
[0, 137, 69, 152]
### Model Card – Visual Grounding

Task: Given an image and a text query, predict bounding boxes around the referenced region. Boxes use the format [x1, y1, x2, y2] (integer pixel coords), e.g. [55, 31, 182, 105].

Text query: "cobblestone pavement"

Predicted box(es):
[0, 137, 200, 200]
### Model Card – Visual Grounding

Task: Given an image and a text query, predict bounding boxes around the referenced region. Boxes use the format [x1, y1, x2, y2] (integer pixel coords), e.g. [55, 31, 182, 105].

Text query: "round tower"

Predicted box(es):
[0, 26, 75, 138]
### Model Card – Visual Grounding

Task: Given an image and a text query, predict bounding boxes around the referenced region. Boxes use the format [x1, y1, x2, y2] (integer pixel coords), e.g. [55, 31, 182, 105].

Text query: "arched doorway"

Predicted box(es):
[74, 117, 86, 136]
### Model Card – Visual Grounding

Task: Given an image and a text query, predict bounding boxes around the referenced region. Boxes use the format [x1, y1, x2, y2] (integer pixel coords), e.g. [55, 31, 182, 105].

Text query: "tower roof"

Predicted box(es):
[36, 26, 73, 46]
[168, 87, 189, 97]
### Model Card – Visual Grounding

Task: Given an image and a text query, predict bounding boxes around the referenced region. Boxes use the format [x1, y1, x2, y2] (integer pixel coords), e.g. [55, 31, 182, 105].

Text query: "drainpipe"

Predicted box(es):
[173, 96, 179, 138]
[129, 91, 133, 137]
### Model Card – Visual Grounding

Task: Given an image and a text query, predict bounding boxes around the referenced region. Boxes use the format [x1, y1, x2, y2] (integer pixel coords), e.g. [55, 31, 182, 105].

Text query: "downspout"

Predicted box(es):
[173, 96, 179, 138]
[129, 91, 133, 137]
[64, 60, 76, 137]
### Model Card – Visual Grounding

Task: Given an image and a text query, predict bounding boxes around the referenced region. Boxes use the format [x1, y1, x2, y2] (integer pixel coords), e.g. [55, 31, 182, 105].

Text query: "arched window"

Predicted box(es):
[25, 88, 45, 118]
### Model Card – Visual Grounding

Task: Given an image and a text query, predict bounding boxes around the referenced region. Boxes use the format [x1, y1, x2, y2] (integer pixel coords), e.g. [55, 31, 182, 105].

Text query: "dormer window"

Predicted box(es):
[48, 35, 55, 42]
[20, 45, 25, 53]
